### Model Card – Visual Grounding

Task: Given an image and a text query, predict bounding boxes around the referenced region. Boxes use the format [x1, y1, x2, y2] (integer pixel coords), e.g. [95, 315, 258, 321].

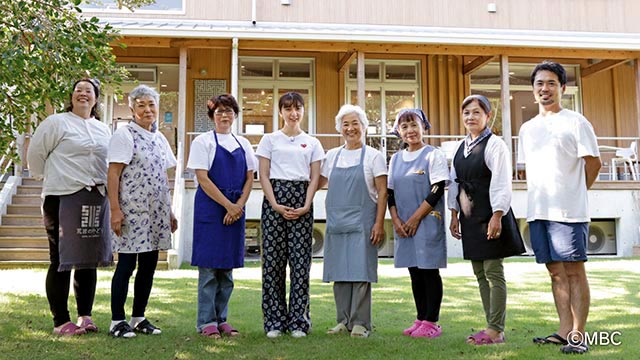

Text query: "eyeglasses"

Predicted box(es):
[214, 109, 235, 116]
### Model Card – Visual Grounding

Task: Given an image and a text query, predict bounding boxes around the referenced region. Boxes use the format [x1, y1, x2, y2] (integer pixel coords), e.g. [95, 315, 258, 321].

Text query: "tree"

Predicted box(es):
[0, 0, 152, 162]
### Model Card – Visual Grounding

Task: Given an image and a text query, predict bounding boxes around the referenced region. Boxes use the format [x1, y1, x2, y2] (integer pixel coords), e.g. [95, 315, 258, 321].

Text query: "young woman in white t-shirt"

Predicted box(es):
[256, 92, 324, 338]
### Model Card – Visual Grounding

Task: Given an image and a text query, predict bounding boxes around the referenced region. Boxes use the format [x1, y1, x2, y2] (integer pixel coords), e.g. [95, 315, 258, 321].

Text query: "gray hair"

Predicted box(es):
[334, 104, 369, 137]
[128, 84, 160, 108]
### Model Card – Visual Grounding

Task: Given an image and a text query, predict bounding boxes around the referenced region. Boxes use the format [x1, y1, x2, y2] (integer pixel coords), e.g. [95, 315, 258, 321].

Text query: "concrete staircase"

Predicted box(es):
[0, 178, 168, 269]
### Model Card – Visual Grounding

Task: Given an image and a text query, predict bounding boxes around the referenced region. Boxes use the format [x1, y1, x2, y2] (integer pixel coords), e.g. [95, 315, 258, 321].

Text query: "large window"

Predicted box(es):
[81, 0, 184, 13]
[238, 57, 315, 145]
[346, 59, 421, 161]
[470, 62, 580, 137]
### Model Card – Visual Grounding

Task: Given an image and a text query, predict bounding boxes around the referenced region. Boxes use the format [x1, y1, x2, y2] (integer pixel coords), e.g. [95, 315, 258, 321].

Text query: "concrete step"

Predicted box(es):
[0, 248, 49, 261]
[0, 226, 46, 236]
[21, 178, 43, 186]
[16, 186, 42, 195]
[6, 204, 41, 215]
[1, 215, 43, 226]
[0, 236, 48, 248]
[11, 195, 42, 205]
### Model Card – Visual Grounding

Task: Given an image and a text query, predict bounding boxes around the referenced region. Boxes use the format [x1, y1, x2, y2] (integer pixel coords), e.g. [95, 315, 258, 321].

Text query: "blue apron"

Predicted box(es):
[390, 146, 447, 269]
[323, 145, 378, 282]
[191, 131, 247, 269]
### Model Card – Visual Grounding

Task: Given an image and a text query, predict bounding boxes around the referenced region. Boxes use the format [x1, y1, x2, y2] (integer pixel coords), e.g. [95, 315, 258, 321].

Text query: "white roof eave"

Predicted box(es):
[101, 18, 640, 51]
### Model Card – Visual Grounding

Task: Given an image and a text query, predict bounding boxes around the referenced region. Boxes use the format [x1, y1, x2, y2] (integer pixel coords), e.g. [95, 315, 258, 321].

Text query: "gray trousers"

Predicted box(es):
[471, 259, 506, 332]
[333, 282, 372, 331]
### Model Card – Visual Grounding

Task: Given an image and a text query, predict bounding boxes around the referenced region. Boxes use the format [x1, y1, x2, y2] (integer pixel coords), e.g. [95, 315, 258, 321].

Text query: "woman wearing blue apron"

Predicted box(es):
[320, 105, 387, 338]
[387, 109, 450, 338]
[187, 94, 257, 339]
[448, 95, 524, 345]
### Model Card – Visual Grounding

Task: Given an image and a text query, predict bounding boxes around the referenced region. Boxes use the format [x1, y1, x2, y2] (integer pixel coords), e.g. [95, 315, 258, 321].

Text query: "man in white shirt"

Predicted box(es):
[518, 61, 601, 355]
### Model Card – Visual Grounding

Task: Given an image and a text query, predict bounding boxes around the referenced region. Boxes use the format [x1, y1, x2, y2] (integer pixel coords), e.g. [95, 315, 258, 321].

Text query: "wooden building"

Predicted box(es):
[82, 0, 640, 264]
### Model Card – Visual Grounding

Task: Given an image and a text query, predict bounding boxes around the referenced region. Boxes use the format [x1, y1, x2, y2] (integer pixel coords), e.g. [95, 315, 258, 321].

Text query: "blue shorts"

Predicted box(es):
[529, 220, 588, 264]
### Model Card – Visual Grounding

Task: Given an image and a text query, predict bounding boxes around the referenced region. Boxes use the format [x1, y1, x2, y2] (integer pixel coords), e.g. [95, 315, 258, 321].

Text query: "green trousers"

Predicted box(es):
[471, 259, 506, 332]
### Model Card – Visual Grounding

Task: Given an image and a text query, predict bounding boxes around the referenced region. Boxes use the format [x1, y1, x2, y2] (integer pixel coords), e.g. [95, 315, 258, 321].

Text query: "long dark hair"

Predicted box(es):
[65, 78, 101, 120]
[278, 92, 304, 111]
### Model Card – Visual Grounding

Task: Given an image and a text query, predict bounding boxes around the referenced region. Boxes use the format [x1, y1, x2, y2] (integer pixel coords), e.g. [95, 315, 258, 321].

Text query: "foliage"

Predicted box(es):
[0, 0, 150, 163]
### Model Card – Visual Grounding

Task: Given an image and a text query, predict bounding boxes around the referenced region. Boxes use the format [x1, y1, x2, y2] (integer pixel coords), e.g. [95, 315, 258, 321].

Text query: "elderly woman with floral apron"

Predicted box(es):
[107, 85, 178, 338]
[387, 109, 450, 338]
[320, 105, 387, 338]
[187, 94, 257, 339]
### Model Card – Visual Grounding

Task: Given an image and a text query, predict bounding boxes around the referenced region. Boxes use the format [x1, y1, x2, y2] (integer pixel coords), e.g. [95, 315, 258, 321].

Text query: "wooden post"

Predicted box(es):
[635, 59, 640, 142]
[500, 55, 513, 155]
[357, 51, 365, 110]
[178, 48, 187, 170]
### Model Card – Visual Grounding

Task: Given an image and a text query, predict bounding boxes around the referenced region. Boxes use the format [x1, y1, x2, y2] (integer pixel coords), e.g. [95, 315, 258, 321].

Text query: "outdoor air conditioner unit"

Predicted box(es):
[517, 219, 617, 256]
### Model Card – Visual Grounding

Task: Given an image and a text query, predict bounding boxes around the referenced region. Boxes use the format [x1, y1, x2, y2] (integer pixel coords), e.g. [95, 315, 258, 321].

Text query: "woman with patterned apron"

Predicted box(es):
[107, 85, 178, 338]
[256, 92, 324, 338]
[448, 95, 525, 345]
[27, 78, 112, 336]
[320, 105, 387, 338]
[387, 109, 450, 338]
[187, 94, 257, 339]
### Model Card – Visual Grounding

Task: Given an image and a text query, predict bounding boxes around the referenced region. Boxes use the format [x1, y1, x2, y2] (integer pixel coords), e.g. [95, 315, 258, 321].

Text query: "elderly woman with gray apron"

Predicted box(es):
[387, 109, 450, 339]
[320, 105, 387, 339]
[187, 94, 257, 339]
[448, 95, 525, 345]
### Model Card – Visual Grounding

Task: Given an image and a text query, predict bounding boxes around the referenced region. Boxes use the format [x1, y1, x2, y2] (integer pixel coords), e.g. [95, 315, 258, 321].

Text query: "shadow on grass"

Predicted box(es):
[0, 263, 637, 359]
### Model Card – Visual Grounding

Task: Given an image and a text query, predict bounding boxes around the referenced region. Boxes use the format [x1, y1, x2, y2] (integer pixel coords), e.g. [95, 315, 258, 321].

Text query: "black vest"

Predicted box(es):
[453, 134, 525, 260]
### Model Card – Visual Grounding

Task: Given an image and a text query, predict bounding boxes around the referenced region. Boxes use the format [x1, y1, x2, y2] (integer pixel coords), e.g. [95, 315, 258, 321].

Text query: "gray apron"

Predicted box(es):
[390, 146, 447, 269]
[323, 145, 378, 282]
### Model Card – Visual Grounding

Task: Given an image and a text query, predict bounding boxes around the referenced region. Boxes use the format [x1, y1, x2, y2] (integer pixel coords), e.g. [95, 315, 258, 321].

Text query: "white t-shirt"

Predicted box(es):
[109, 122, 177, 169]
[447, 136, 512, 214]
[27, 112, 111, 196]
[387, 146, 450, 189]
[255, 130, 325, 181]
[517, 109, 600, 222]
[186, 131, 257, 172]
[321, 145, 387, 202]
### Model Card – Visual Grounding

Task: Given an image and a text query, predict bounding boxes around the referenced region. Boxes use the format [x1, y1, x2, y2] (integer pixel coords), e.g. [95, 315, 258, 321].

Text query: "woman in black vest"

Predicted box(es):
[447, 94, 525, 345]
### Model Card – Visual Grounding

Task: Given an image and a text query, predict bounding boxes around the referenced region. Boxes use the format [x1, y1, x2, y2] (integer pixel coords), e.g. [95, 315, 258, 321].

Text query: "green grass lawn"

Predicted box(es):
[0, 258, 638, 359]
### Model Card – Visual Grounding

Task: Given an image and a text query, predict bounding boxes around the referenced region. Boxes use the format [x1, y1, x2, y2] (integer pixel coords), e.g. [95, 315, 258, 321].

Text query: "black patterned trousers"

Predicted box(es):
[261, 179, 313, 333]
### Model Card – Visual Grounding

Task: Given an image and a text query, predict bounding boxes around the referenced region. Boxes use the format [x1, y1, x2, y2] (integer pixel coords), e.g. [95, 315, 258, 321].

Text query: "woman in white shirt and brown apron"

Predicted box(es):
[27, 78, 112, 336]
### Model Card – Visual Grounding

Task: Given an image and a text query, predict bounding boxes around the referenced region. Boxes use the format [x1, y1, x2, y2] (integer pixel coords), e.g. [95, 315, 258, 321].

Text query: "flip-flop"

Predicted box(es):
[201, 324, 221, 339]
[219, 323, 240, 337]
[327, 323, 348, 335]
[467, 330, 505, 345]
[533, 333, 568, 345]
[77, 317, 98, 332]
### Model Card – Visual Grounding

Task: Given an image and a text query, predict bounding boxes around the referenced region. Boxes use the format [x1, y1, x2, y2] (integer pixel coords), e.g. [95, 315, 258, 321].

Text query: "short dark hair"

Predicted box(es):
[530, 60, 567, 86]
[278, 92, 304, 111]
[66, 78, 101, 119]
[461, 94, 492, 114]
[207, 94, 239, 119]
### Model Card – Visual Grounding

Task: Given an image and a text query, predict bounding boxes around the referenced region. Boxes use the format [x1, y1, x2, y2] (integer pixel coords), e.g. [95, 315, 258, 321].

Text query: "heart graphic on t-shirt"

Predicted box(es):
[301, 144, 307, 148]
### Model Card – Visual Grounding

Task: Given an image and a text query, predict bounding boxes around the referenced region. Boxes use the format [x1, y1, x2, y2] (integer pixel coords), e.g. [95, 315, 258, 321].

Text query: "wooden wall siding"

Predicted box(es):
[582, 63, 639, 146]
[426, 55, 465, 144]
[89, 0, 640, 34]
[614, 62, 639, 142]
